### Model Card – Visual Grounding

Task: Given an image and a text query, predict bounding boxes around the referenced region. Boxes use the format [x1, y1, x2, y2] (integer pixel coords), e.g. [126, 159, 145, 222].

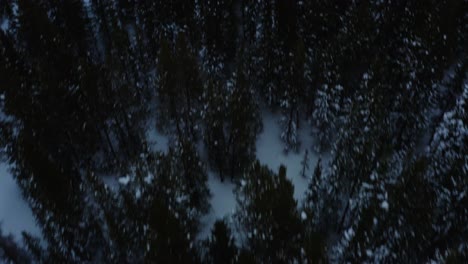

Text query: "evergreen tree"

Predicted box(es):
[280, 39, 306, 152]
[300, 150, 310, 178]
[205, 220, 237, 264]
[200, 0, 237, 62]
[0, 1, 467, 262]
[251, 0, 282, 106]
[331, 158, 435, 262]
[203, 79, 228, 181]
[226, 65, 262, 179]
[312, 83, 345, 152]
[0, 228, 31, 264]
[302, 158, 328, 263]
[156, 33, 202, 139]
[235, 161, 303, 262]
[426, 82, 468, 258]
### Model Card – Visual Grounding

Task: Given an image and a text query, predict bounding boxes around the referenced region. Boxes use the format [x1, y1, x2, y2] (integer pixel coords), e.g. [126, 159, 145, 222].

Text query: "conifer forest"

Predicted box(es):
[0, 0, 467, 263]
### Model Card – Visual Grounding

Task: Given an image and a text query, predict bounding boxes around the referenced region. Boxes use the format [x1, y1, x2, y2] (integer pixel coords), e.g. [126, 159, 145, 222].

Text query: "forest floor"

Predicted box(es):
[0, 109, 331, 244]
[197, 109, 331, 240]
[0, 163, 42, 244]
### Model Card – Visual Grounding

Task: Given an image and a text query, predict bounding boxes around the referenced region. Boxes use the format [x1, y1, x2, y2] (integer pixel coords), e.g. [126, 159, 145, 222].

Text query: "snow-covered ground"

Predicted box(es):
[0, 163, 41, 244]
[0, 18, 9, 33]
[197, 171, 237, 240]
[0, 109, 325, 244]
[145, 119, 170, 154]
[256, 110, 321, 200]
[198, 109, 326, 240]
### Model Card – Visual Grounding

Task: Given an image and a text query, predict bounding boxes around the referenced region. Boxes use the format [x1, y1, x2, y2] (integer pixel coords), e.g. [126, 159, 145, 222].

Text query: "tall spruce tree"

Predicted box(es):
[235, 161, 303, 263]
[226, 64, 261, 179]
[204, 219, 238, 264]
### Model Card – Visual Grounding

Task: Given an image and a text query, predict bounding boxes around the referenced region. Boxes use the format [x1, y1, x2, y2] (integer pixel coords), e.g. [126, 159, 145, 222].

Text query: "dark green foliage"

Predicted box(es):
[226, 65, 262, 179]
[0, 0, 466, 262]
[203, 79, 228, 181]
[300, 150, 309, 178]
[200, 0, 237, 61]
[157, 34, 203, 139]
[0, 228, 31, 264]
[205, 220, 237, 264]
[235, 161, 304, 263]
[145, 198, 199, 263]
[280, 38, 307, 152]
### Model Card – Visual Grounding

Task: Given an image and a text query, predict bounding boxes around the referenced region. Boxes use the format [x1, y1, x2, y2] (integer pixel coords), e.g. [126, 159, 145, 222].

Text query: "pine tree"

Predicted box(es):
[145, 197, 200, 263]
[203, 79, 228, 181]
[47, 0, 91, 58]
[174, 33, 203, 139]
[156, 37, 177, 128]
[226, 65, 262, 179]
[84, 151, 206, 263]
[205, 220, 237, 264]
[302, 158, 328, 263]
[275, 0, 298, 50]
[200, 0, 237, 62]
[305, 157, 322, 213]
[300, 150, 310, 178]
[157, 33, 202, 139]
[235, 161, 303, 262]
[0, 228, 31, 264]
[280, 39, 306, 152]
[174, 138, 211, 223]
[312, 83, 344, 152]
[425, 82, 468, 258]
[251, 0, 282, 106]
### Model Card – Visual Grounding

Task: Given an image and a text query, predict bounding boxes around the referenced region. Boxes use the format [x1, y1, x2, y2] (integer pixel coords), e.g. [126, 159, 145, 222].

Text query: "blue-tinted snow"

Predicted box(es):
[0, 18, 9, 33]
[0, 163, 42, 244]
[198, 109, 328, 241]
[256, 110, 321, 200]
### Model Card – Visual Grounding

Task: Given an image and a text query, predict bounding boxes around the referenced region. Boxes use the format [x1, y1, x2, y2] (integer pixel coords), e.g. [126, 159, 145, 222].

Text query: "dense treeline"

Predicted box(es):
[0, 0, 466, 263]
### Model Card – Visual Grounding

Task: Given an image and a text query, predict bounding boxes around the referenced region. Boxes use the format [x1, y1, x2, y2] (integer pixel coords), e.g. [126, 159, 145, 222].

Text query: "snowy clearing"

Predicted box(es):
[0, 163, 41, 244]
[145, 119, 170, 154]
[198, 109, 327, 240]
[256, 110, 322, 201]
[197, 171, 237, 240]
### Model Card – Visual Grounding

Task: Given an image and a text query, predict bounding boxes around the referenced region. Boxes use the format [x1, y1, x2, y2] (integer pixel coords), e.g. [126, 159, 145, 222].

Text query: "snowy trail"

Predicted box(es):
[197, 171, 237, 240]
[198, 110, 324, 240]
[0, 163, 41, 244]
[256, 110, 320, 201]
[145, 119, 170, 154]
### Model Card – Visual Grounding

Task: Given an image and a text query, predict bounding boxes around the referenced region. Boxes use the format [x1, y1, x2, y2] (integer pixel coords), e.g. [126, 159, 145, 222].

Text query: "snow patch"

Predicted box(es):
[380, 200, 389, 211]
[145, 119, 170, 154]
[118, 175, 130, 185]
[0, 163, 42, 244]
[256, 110, 325, 200]
[0, 18, 9, 32]
[301, 211, 307, 220]
[197, 171, 236, 240]
[240, 179, 246, 187]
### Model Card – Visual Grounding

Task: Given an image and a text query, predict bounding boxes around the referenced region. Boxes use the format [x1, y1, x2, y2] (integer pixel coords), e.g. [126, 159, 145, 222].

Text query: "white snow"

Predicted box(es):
[380, 200, 389, 211]
[100, 173, 119, 191]
[344, 227, 355, 241]
[1, 18, 9, 32]
[301, 211, 307, 220]
[197, 171, 237, 240]
[198, 109, 327, 241]
[135, 188, 141, 199]
[118, 175, 130, 185]
[144, 172, 154, 184]
[240, 179, 246, 187]
[0, 163, 42, 244]
[145, 119, 170, 154]
[256, 109, 323, 200]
